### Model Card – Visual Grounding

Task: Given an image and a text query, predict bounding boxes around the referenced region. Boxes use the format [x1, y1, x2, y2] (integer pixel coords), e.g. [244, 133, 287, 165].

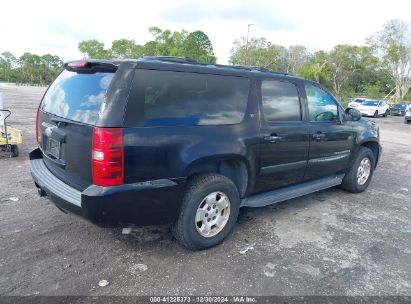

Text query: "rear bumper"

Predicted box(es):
[29, 148, 185, 227]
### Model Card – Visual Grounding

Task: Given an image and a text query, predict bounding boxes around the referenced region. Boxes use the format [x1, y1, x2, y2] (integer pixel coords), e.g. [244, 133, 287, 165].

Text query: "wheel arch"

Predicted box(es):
[359, 140, 380, 168]
[183, 155, 250, 198]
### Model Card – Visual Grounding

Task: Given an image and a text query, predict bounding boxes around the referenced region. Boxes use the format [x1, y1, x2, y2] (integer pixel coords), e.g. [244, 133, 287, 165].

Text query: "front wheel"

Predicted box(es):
[172, 174, 240, 250]
[373, 111, 379, 118]
[341, 147, 375, 193]
[383, 110, 389, 117]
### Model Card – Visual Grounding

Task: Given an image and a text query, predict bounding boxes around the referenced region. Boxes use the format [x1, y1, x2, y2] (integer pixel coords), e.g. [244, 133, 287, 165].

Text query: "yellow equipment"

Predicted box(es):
[1, 109, 22, 157]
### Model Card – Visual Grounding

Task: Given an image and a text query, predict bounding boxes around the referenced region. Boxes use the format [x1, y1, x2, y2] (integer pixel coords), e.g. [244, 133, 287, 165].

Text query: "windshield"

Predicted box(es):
[362, 101, 379, 106]
[393, 104, 406, 109]
[40, 70, 114, 125]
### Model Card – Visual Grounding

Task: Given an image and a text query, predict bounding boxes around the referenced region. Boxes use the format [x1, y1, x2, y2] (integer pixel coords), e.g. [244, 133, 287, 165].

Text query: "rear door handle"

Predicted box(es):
[312, 132, 326, 141]
[264, 134, 282, 143]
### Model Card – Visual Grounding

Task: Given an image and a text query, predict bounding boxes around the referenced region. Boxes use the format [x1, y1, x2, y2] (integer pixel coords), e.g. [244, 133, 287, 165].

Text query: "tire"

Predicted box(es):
[341, 147, 375, 193]
[373, 111, 378, 118]
[11, 145, 19, 157]
[405, 119, 410, 124]
[172, 174, 240, 250]
[383, 110, 389, 117]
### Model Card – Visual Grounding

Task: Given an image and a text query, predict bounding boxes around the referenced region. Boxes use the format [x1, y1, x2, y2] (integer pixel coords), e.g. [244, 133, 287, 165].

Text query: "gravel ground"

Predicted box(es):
[0, 83, 410, 296]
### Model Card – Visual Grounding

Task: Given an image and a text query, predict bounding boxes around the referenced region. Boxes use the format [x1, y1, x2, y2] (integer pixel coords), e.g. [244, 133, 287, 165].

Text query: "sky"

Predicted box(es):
[1, 0, 411, 64]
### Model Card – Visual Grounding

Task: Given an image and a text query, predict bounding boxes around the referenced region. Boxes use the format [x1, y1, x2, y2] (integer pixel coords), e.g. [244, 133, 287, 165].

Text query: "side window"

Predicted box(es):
[125, 70, 250, 127]
[305, 83, 339, 122]
[261, 80, 302, 122]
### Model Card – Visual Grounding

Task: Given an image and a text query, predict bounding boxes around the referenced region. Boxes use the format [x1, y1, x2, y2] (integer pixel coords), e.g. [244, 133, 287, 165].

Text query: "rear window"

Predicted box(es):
[40, 70, 114, 125]
[363, 101, 379, 106]
[124, 69, 250, 127]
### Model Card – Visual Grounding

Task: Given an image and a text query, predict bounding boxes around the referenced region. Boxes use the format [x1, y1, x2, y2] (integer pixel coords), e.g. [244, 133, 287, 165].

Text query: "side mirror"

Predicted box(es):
[345, 108, 361, 121]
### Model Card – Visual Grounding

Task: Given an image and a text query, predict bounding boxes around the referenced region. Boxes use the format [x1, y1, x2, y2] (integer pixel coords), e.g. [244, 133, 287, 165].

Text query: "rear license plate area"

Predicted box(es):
[48, 138, 61, 159]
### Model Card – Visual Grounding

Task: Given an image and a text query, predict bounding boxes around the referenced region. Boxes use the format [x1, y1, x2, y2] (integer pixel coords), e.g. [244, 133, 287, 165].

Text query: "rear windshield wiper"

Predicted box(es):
[50, 116, 86, 126]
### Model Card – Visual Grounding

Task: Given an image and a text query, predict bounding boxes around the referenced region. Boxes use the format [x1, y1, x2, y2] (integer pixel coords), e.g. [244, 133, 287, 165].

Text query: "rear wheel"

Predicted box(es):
[11, 145, 19, 157]
[341, 147, 375, 193]
[172, 174, 240, 250]
[383, 110, 389, 117]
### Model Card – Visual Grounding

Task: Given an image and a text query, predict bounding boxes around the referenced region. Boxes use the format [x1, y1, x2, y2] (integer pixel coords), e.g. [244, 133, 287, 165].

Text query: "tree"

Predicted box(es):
[78, 40, 110, 59]
[345, 46, 390, 94]
[39, 54, 63, 84]
[0, 52, 17, 82]
[0, 51, 62, 85]
[368, 19, 411, 100]
[181, 31, 216, 63]
[111, 39, 142, 58]
[363, 84, 384, 99]
[298, 51, 329, 84]
[142, 40, 162, 56]
[229, 37, 288, 71]
[328, 44, 360, 97]
[19, 53, 42, 84]
[147, 26, 188, 56]
[286, 45, 310, 74]
[77, 27, 218, 63]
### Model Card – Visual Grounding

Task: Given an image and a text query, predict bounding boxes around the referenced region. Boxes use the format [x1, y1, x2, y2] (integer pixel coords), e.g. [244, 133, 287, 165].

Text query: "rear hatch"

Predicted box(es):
[37, 62, 117, 191]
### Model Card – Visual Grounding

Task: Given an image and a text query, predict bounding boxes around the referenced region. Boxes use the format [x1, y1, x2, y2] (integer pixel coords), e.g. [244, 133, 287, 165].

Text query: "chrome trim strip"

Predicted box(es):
[308, 153, 350, 164]
[260, 160, 307, 175]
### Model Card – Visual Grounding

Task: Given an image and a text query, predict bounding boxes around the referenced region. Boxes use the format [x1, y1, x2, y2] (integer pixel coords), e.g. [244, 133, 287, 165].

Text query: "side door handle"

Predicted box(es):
[264, 134, 282, 143]
[312, 132, 326, 141]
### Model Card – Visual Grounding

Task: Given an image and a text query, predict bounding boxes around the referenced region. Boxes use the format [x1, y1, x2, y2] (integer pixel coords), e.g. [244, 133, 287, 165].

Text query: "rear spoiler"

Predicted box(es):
[64, 61, 118, 73]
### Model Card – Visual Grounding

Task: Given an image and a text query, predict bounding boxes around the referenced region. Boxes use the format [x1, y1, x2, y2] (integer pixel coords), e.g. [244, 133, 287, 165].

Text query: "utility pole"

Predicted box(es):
[246, 24, 254, 66]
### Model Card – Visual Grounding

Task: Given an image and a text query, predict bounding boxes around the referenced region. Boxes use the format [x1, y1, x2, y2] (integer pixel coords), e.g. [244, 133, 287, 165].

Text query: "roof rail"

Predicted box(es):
[213, 63, 292, 76]
[141, 56, 200, 64]
[140, 56, 293, 76]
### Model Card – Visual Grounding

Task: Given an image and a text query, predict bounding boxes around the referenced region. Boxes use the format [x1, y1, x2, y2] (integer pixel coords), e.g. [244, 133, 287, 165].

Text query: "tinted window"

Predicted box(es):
[305, 84, 339, 122]
[125, 70, 250, 127]
[261, 80, 301, 121]
[41, 70, 114, 125]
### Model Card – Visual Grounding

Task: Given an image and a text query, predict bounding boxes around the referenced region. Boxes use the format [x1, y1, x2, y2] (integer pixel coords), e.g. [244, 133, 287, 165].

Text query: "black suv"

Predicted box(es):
[30, 57, 381, 250]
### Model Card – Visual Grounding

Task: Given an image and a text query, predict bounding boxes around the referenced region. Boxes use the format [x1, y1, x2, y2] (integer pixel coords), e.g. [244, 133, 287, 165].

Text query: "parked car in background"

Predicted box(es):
[389, 103, 407, 116]
[348, 98, 365, 108]
[405, 105, 411, 124]
[356, 100, 389, 118]
[29, 57, 382, 250]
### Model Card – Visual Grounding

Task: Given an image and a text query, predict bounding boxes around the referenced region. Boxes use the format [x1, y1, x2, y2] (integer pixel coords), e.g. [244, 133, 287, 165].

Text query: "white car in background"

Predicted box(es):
[405, 104, 411, 124]
[356, 100, 390, 118]
[348, 98, 365, 108]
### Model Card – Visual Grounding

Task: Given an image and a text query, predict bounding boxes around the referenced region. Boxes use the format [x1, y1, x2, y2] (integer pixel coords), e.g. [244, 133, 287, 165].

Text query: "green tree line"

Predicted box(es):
[1, 22, 410, 104]
[0, 52, 63, 85]
[0, 27, 216, 86]
[230, 19, 411, 104]
[78, 27, 217, 64]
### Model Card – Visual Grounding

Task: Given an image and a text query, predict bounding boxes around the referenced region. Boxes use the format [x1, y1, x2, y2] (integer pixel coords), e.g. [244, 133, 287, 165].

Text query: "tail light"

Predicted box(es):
[36, 108, 40, 145]
[92, 127, 124, 187]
